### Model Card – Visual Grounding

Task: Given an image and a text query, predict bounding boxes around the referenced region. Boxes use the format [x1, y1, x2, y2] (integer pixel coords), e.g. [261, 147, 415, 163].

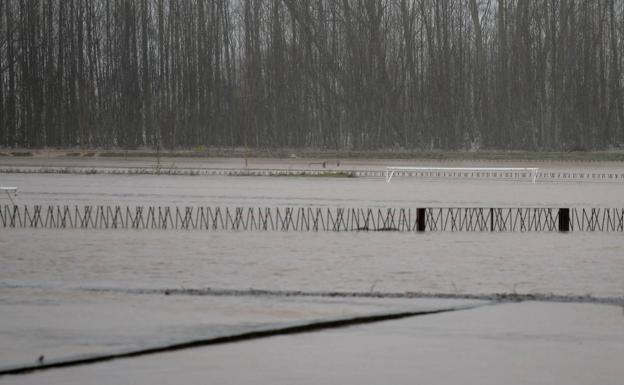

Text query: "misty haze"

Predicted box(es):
[1, 1, 624, 384]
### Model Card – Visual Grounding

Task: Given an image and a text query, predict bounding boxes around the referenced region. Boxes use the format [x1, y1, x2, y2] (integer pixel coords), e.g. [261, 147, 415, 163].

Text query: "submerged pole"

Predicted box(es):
[558, 208, 570, 232]
[416, 208, 426, 232]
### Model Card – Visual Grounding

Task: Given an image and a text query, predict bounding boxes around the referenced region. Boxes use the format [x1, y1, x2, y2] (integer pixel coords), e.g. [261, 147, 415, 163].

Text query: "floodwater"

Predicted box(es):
[3, 171, 624, 207]
[1, 167, 624, 382]
[1, 172, 623, 296]
[11, 302, 623, 385]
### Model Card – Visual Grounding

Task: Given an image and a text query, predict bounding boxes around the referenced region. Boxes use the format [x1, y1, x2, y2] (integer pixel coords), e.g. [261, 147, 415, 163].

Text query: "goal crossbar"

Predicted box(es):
[384, 167, 539, 183]
[1, 187, 18, 204]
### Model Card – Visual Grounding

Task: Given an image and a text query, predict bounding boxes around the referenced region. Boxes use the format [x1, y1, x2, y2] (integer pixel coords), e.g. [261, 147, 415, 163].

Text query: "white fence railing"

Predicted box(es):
[384, 167, 539, 183]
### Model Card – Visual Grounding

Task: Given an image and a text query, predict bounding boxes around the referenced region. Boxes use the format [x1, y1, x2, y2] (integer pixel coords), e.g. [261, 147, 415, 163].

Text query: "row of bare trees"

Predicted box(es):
[1, 0, 623, 150]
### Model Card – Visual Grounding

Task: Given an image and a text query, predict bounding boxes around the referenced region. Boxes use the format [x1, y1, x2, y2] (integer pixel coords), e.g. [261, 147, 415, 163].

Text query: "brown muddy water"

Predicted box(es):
[1, 172, 623, 296]
[1, 170, 623, 381]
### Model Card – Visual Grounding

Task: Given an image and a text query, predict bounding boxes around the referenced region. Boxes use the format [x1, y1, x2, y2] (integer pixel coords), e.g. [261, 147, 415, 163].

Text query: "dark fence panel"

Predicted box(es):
[2, 206, 623, 232]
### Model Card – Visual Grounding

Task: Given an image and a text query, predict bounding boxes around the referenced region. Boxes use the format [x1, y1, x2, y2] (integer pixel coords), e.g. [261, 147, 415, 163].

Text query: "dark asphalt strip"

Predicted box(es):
[0, 303, 485, 377]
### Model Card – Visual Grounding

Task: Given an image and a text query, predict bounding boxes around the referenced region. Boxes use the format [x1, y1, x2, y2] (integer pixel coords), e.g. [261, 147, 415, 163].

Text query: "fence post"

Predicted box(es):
[558, 208, 570, 232]
[416, 208, 426, 232]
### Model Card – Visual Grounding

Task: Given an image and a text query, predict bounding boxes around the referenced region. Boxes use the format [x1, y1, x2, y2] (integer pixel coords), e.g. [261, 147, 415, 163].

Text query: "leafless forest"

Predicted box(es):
[1, 0, 623, 151]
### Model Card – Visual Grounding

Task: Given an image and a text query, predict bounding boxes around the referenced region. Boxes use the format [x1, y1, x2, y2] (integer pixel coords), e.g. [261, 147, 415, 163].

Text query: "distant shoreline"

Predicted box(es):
[2, 148, 624, 162]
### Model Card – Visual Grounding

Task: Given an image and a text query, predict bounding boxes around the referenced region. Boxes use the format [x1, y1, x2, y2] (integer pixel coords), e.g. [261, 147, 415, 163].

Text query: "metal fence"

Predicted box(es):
[1, 205, 622, 232]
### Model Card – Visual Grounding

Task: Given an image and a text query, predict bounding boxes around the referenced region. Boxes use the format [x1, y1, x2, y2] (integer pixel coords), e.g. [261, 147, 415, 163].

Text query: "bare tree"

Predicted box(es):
[0, 0, 623, 151]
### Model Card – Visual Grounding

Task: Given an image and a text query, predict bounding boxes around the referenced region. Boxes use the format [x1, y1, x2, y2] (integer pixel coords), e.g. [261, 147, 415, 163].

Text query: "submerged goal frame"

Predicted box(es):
[384, 167, 539, 184]
[1, 187, 18, 205]
[0, 187, 17, 195]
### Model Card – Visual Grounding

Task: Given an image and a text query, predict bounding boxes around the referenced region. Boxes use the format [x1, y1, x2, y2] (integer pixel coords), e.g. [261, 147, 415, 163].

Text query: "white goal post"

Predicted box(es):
[1, 187, 18, 204]
[384, 167, 539, 184]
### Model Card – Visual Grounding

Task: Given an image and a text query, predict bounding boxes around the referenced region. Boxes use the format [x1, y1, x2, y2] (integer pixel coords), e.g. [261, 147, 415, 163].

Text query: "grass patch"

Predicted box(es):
[89, 149, 624, 162]
[4, 147, 624, 162]
[192, 144, 209, 153]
